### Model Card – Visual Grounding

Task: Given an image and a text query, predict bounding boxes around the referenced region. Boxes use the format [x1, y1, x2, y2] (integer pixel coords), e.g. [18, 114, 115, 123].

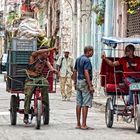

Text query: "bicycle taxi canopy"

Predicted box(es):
[101, 36, 140, 48]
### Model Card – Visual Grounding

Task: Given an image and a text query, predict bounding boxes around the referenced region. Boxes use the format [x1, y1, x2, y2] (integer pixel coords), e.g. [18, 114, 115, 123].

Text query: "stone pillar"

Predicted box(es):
[72, 0, 77, 58]
[104, 0, 114, 57]
[59, 0, 73, 53]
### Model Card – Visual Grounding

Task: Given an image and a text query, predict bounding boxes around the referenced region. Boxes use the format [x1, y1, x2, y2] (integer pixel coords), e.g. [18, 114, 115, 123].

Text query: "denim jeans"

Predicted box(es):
[124, 77, 140, 105]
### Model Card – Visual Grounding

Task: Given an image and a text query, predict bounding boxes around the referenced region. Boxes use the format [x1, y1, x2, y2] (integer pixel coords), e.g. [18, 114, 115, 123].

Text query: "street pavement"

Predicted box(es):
[0, 73, 140, 140]
[0, 71, 107, 112]
[0, 72, 128, 115]
[0, 72, 106, 111]
[55, 78, 107, 109]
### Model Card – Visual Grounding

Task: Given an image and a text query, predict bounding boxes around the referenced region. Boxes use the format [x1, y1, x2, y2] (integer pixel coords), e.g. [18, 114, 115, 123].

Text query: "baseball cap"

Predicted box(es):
[63, 48, 70, 53]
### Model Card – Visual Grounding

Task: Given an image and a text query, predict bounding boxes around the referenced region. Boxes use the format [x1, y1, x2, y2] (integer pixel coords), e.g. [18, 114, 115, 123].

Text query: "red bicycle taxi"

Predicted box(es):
[100, 37, 140, 133]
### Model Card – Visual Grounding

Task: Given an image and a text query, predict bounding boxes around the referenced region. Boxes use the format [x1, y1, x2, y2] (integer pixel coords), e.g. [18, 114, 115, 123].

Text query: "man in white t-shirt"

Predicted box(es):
[56, 49, 74, 101]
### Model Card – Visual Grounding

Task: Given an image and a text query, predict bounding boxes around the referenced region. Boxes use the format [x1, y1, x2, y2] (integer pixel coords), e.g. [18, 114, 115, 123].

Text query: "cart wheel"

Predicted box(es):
[135, 104, 140, 133]
[10, 95, 17, 125]
[105, 97, 114, 128]
[43, 104, 50, 125]
[35, 100, 42, 129]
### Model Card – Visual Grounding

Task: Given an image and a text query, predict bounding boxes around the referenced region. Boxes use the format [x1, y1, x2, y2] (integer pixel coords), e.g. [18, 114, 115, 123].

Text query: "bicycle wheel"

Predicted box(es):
[105, 97, 114, 128]
[43, 104, 50, 125]
[35, 100, 42, 129]
[10, 95, 17, 125]
[135, 104, 140, 133]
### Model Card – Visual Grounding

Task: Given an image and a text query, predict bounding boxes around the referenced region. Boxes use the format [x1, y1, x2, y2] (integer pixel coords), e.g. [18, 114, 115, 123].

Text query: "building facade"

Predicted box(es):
[0, 0, 5, 57]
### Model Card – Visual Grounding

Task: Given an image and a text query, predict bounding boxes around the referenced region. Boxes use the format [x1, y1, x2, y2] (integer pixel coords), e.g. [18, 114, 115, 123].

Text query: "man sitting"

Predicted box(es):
[24, 46, 58, 124]
[102, 44, 140, 106]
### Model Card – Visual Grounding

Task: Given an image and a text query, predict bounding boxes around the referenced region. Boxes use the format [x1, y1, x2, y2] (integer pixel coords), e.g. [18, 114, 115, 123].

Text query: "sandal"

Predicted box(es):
[81, 126, 94, 130]
[75, 126, 81, 129]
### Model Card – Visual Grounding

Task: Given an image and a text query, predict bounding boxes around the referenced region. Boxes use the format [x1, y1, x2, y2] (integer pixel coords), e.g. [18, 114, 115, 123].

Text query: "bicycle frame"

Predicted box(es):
[24, 69, 51, 129]
[101, 36, 140, 133]
[34, 87, 42, 114]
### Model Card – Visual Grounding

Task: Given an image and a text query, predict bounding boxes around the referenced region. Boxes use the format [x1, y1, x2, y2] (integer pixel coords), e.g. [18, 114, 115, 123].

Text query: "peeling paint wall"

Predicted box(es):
[77, 0, 92, 57]
[60, 0, 73, 54]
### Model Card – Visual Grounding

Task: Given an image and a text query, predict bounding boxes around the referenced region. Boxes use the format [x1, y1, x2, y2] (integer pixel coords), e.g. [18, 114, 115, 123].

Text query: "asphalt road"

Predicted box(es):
[0, 73, 139, 140]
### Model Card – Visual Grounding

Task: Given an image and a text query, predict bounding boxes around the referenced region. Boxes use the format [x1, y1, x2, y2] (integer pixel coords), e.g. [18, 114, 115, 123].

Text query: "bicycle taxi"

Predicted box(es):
[6, 38, 55, 129]
[100, 37, 140, 133]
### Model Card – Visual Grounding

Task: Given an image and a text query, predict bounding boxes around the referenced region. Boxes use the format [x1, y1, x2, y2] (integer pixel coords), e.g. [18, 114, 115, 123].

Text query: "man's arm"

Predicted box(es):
[32, 47, 57, 58]
[29, 47, 57, 64]
[46, 61, 58, 74]
[102, 54, 120, 67]
[56, 56, 62, 72]
[70, 58, 74, 74]
[84, 70, 94, 93]
[84, 70, 92, 88]
[73, 69, 77, 89]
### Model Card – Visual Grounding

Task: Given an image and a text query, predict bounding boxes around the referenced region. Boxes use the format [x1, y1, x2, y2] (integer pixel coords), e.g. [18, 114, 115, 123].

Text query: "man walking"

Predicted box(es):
[56, 49, 74, 101]
[73, 46, 94, 130]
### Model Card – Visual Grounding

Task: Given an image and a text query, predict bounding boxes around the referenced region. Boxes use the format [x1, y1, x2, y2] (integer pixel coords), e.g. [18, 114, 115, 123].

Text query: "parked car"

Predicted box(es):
[1, 53, 8, 71]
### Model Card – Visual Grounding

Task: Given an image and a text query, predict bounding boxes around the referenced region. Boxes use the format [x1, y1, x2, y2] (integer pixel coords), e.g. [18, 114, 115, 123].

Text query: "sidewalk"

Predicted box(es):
[93, 88, 127, 112]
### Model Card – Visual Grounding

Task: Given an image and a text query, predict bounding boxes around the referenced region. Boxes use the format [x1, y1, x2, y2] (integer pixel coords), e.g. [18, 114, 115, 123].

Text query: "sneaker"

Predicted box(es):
[62, 97, 66, 101]
[23, 114, 29, 124]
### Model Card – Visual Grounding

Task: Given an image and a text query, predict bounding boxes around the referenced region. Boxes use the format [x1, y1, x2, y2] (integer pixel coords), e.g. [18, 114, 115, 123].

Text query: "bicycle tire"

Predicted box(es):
[10, 95, 17, 125]
[35, 100, 42, 129]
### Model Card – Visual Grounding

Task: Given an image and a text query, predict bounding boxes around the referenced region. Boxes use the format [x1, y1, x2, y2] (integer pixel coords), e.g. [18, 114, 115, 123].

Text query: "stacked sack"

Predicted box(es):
[17, 17, 44, 40]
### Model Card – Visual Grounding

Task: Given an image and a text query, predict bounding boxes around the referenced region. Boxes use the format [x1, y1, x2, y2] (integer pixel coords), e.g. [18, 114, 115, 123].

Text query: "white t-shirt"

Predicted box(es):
[56, 56, 74, 77]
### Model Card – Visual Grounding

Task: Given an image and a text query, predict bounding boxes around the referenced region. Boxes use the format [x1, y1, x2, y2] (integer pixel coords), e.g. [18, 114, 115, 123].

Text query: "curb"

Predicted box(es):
[93, 101, 105, 113]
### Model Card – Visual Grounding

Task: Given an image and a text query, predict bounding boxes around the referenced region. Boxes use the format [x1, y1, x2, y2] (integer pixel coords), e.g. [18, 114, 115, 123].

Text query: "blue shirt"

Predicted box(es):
[74, 55, 92, 80]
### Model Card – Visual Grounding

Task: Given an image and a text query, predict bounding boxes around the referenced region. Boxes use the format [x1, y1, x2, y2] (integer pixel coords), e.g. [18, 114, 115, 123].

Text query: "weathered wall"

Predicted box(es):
[59, 0, 73, 54]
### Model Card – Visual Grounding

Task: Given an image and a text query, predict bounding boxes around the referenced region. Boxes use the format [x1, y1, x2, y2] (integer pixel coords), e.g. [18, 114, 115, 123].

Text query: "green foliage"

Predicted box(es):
[8, 11, 20, 26]
[96, 14, 104, 26]
[122, 0, 140, 14]
[92, 1, 105, 26]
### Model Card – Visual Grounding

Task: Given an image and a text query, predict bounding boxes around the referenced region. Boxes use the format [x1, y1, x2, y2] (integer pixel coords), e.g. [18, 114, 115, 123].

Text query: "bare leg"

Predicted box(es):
[76, 105, 81, 127]
[82, 106, 88, 128]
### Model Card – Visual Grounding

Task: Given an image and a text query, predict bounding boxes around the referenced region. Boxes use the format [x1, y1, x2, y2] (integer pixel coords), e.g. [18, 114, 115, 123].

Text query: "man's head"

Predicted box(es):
[39, 46, 49, 58]
[63, 49, 70, 58]
[84, 46, 94, 57]
[125, 44, 135, 57]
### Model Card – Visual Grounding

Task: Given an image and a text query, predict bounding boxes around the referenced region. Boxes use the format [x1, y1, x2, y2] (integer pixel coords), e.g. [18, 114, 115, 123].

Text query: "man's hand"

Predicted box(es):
[88, 86, 94, 94]
[53, 47, 59, 52]
[52, 69, 58, 74]
[101, 51, 106, 60]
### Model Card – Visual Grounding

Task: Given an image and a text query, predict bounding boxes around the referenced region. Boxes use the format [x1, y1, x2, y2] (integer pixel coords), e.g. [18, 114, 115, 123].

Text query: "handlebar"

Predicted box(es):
[17, 69, 51, 87]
